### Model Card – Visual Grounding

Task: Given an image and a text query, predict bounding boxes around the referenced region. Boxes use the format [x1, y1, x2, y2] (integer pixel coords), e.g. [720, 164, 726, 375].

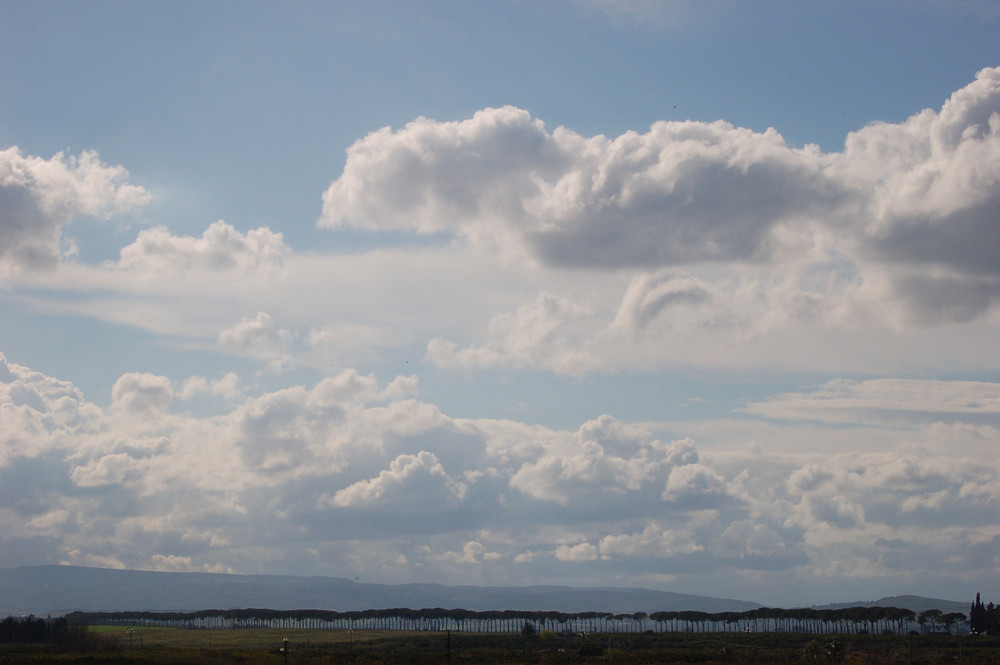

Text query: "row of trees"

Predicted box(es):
[69, 605, 943, 635]
[915, 608, 968, 634]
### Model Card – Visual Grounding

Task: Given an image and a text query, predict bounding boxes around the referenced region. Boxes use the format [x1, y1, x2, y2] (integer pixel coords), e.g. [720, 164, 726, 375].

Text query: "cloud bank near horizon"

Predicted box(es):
[1, 352, 997, 604]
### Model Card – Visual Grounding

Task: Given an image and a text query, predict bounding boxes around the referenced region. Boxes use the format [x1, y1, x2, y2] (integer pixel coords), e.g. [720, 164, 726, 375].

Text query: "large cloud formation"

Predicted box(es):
[4, 70, 996, 383]
[321, 67, 1000, 326]
[320, 106, 840, 266]
[1, 352, 996, 603]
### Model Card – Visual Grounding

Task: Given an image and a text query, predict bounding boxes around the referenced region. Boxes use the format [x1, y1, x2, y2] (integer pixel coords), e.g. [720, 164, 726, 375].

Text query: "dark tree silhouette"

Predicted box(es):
[917, 608, 942, 633]
[969, 592, 995, 634]
[939, 612, 966, 635]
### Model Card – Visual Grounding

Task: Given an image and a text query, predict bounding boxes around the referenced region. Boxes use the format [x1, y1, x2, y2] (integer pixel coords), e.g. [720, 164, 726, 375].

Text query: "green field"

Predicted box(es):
[2, 626, 998, 664]
[90, 625, 393, 649]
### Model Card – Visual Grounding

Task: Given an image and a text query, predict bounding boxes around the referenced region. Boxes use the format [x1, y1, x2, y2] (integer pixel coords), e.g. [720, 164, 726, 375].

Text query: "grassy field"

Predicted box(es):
[89, 624, 403, 649]
[2, 626, 998, 664]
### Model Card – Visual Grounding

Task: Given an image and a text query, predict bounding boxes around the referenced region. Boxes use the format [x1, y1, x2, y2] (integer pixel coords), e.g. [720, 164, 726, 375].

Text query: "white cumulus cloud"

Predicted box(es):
[0, 148, 149, 277]
[219, 312, 298, 371]
[117, 220, 289, 273]
[110, 373, 173, 415]
[326, 451, 468, 509]
[320, 68, 1000, 327]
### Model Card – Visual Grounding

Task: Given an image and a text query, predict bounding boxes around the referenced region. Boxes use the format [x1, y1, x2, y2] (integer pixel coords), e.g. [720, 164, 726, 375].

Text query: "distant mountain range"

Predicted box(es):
[0, 565, 759, 616]
[814, 595, 971, 615]
[0, 565, 967, 619]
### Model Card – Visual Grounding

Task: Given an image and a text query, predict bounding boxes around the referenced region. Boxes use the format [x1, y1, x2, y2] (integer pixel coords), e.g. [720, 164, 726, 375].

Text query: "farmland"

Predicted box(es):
[2, 625, 998, 664]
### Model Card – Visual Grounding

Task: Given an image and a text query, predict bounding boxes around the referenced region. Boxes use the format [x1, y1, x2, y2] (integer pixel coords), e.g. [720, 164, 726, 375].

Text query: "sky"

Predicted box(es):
[1, 0, 999, 609]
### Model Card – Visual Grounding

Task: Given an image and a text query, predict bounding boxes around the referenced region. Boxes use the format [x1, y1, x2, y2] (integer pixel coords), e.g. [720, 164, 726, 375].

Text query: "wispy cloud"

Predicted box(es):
[744, 378, 1000, 424]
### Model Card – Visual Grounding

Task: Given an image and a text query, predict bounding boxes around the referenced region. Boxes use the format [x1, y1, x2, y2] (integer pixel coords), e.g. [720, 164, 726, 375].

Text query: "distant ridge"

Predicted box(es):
[0, 565, 760, 617]
[814, 595, 968, 615]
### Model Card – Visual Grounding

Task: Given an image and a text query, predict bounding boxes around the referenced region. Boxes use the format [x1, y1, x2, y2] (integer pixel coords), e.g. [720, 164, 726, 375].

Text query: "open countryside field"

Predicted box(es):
[2, 627, 999, 664]
[89, 625, 396, 649]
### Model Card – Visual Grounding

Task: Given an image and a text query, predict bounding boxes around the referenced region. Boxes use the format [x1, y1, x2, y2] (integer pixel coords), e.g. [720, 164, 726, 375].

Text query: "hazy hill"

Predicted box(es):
[815, 595, 969, 615]
[1, 566, 970, 618]
[0, 565, 760, 616]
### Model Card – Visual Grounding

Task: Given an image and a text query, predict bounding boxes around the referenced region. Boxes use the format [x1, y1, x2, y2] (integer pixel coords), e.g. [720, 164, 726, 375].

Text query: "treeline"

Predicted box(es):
[0, 615, 117, 652]
[0, 615, 77, 645]
[67, 605, 935, 635]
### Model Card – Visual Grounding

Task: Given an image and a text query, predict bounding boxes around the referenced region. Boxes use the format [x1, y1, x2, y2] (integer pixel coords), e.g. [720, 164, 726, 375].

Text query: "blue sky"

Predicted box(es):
[1, 0, 999, 608]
